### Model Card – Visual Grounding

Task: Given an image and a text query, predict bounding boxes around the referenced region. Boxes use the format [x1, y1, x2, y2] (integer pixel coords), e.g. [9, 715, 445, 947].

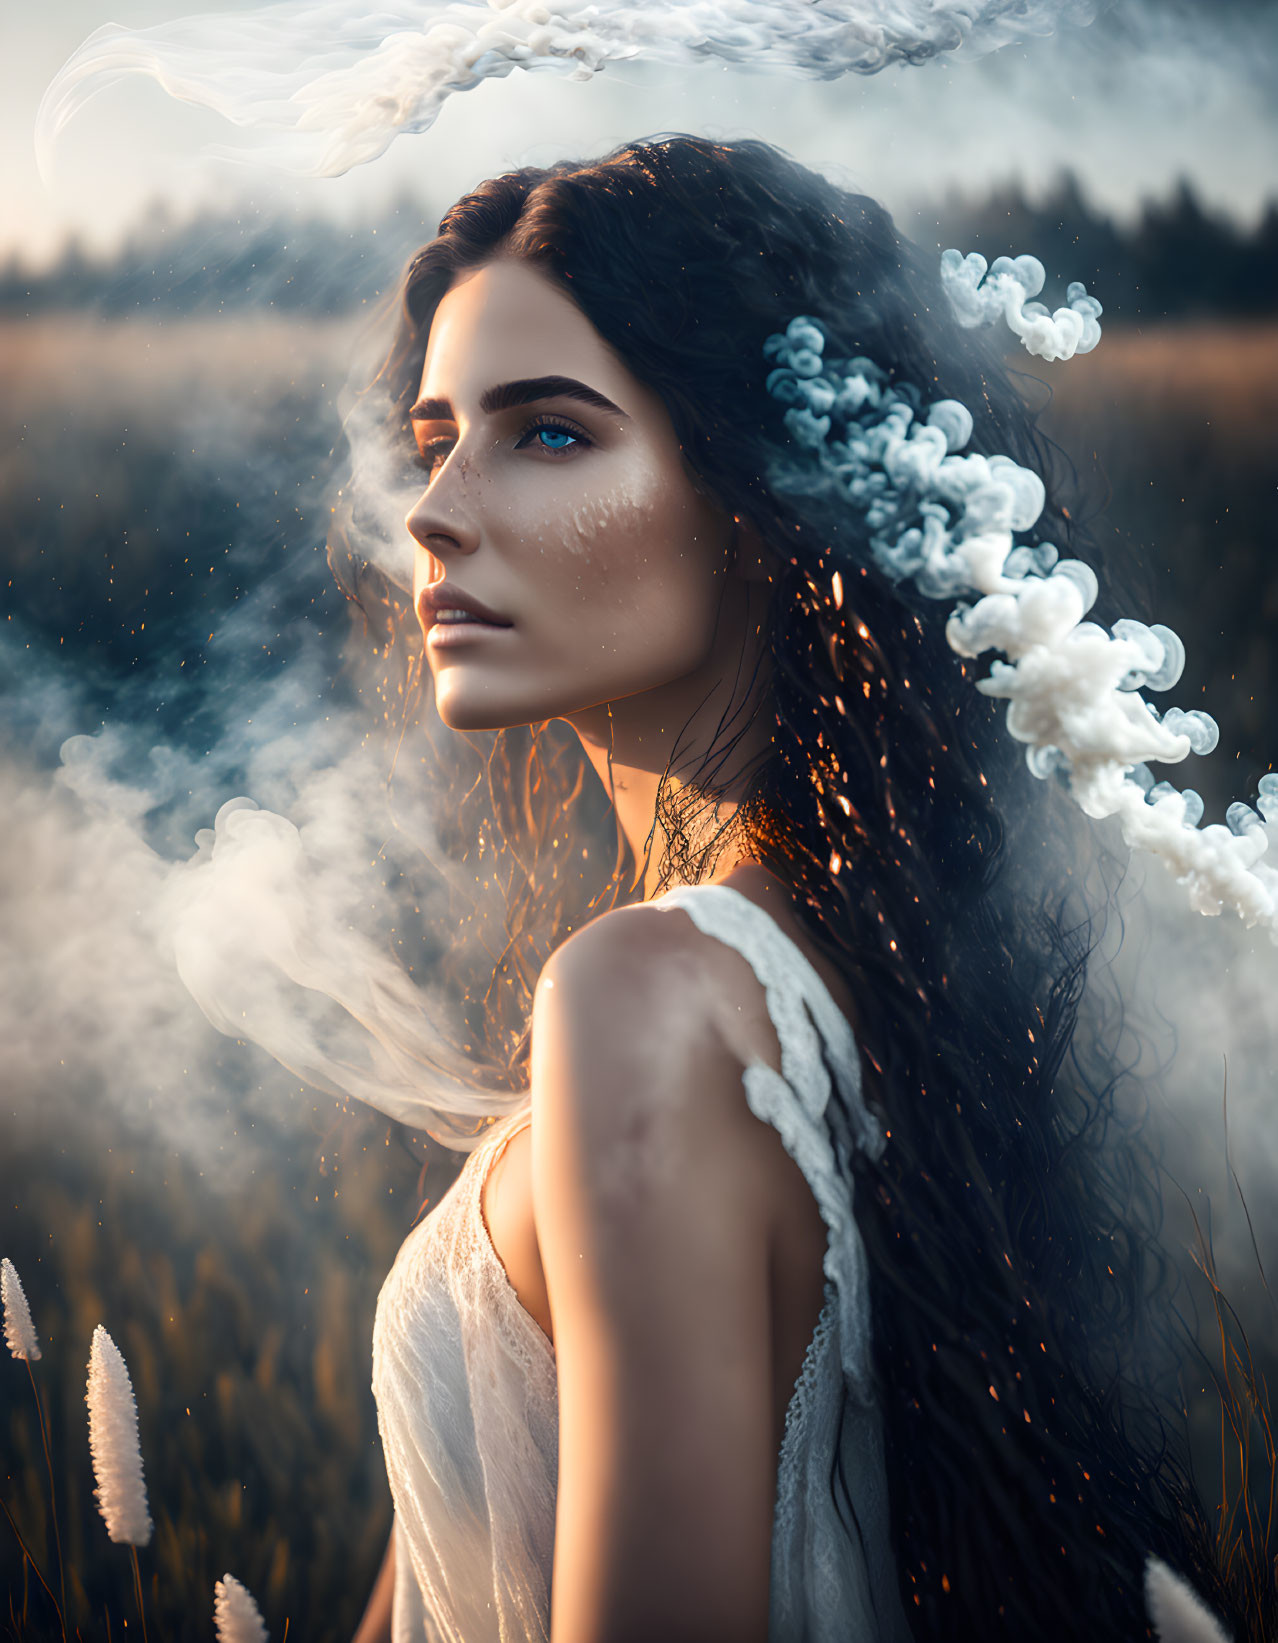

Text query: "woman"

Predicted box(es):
[341, 137, 1233, 1643]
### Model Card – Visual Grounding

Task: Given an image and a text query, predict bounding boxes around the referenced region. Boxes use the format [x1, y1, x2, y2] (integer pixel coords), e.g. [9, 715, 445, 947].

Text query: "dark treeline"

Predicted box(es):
[4, 170, 1276, 321]
[925, 171, 1278, 323]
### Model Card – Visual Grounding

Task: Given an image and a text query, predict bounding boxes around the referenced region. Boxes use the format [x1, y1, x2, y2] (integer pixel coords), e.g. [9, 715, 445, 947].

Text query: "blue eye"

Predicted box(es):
[519, 415, 589, 457]
[410, 415, 589, 484]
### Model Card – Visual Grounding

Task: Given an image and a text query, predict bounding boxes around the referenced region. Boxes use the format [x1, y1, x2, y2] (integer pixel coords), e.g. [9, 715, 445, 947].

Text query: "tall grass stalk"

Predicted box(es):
[0, 1496, 63, 1636]
[86, 1325, 152, 1643]
[2, 1258, 67, 1642]
[213, 1572, 270, 1643]
[1147, 1553, 1233, 1642]
[130, 1547, 149, 1643]
[23, 1357, 67, 1640]
[1, 1260, 40, 1362]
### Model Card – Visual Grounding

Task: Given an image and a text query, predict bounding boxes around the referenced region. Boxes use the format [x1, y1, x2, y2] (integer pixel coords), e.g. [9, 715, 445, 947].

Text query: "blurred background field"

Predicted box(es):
[3, 1098, 443, 1642]
[2, 174, 1276, 1640]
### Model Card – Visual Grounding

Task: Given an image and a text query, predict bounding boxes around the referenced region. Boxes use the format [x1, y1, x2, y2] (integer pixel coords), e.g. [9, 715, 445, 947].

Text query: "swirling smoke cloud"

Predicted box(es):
[19, 0, 1276, 1229]
[36, 0, 1098, 181]
[939, 250, 1103, 362]
[764, 287, 1278, 938]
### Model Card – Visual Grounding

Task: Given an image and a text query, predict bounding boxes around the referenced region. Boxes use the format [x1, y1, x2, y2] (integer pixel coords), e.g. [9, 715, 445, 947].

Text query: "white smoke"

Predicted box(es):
[0, 607, 519, 1164]
[17, 0, 1277, 1235]
[763, 310, 1278, 937]
[0, 618, 376, 1176]
[167, 785, 524, 1149]
[939, 249, 1103, 361]
[340, 380, 428, 592]
[34, 0, 1099, 183]
[1107, 839, 1278, 1288]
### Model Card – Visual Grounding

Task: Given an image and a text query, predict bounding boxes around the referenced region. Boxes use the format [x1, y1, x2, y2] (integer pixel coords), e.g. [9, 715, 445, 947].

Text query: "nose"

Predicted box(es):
[405, 440, 484, 552]
[407, 460, 483, 630]
[406, 489, 480, 560]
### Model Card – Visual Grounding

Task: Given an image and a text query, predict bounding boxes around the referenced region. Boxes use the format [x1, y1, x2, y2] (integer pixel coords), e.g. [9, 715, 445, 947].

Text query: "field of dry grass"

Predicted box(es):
[2, 315, 1275, 1639]
[2, 1099, 450, 1641]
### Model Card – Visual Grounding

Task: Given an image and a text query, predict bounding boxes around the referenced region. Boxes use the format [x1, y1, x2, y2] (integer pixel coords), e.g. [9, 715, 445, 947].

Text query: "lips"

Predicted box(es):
[420, 586, 512, 627]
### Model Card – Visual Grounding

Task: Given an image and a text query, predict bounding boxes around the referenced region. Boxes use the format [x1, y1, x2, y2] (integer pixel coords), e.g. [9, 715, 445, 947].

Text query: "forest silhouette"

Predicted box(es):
[4, 170, 1276, 320]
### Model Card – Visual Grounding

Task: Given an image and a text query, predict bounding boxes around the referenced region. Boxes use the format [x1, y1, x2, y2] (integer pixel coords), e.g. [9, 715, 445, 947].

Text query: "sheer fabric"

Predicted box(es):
[371, 882, 913, 1641]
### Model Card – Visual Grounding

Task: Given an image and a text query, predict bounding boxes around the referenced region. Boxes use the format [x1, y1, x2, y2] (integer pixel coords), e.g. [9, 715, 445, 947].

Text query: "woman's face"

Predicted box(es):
[407, 257, 737, 732]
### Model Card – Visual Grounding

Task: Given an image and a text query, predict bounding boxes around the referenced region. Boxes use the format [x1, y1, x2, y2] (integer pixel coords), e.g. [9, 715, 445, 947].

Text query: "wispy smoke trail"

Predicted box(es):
[35, 0, 1098, 181]
[0, 624, 352, 1176]
[0, 306, 536, 1162]
[1106, 848, 1278, 1285]
[0, 615, 507, 1152]
[166, 781, 524, 1148]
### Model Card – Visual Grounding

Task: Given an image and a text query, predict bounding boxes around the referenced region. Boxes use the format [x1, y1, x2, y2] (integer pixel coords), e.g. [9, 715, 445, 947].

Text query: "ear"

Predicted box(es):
[728, 515, 774, 584]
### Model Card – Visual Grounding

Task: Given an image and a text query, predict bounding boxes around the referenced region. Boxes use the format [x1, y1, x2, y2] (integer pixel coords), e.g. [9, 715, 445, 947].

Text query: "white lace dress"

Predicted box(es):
[371, 882, 914, 1642]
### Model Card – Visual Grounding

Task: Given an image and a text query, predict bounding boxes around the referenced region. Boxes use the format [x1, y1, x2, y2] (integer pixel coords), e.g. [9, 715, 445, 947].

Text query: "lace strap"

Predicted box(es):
[653, 882, 883, 1404]
[654, 885, 883, 1154]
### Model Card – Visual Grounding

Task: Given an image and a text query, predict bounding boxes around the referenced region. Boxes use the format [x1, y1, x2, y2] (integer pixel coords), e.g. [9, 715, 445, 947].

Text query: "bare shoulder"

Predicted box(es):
[537, 899, 740, 1098]
[531, 898, 781, 1639]
[534, 895, 783, 1116]
[539, 897, 719, 1003]
[529, 893, 801, 1291]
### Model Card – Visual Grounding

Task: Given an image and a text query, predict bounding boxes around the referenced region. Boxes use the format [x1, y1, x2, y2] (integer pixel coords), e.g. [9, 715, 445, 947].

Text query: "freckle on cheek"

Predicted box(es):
[560, 486, 651, 557]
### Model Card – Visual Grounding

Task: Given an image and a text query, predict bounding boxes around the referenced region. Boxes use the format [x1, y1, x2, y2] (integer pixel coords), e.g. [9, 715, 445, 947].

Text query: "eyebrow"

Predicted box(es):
[409, 374, 628, 423]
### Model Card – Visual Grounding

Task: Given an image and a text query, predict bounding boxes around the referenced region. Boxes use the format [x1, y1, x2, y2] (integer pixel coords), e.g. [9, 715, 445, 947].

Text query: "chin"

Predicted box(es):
[434, 699, 527, 734]
[430, 655, 693, 732]
[431, 677, 545, 733]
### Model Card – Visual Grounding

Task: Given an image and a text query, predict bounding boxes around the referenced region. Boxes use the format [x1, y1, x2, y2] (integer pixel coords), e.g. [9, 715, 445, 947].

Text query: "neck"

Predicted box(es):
[564, 578, 773, 902]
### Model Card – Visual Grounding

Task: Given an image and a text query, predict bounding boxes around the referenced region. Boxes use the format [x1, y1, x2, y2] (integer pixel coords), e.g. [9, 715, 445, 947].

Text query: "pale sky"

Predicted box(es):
[8, 1, 1278, 273]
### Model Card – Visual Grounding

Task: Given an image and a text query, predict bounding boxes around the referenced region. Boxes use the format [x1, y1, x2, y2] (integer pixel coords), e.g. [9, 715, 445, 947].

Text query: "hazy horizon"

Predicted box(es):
[10, 0, 1278, 272]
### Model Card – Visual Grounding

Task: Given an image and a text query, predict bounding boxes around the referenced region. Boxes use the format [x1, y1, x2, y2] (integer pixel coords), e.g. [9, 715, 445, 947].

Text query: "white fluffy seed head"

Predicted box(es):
[1144, 1554, 1233, 1643]
[213, 1573, 270, 1643]
[85, 1325, 152, 1545]
[1, 1258, 41, 1361]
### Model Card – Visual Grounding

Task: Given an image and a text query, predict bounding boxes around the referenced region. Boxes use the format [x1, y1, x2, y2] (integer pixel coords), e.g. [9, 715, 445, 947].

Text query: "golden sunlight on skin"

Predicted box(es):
[405, 257, 775, 898]
[408, 257, 735, 730]
[401, 258, 840, 1643]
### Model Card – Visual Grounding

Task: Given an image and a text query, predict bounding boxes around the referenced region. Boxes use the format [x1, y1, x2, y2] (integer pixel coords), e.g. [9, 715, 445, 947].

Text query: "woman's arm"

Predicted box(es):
[531, 906, 777, 1643]
[351, 1522, 395, 1643]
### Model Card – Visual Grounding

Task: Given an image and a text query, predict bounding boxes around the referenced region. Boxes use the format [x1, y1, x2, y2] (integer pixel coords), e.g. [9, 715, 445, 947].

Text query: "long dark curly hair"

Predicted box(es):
[328, 135, 1243, 1640]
